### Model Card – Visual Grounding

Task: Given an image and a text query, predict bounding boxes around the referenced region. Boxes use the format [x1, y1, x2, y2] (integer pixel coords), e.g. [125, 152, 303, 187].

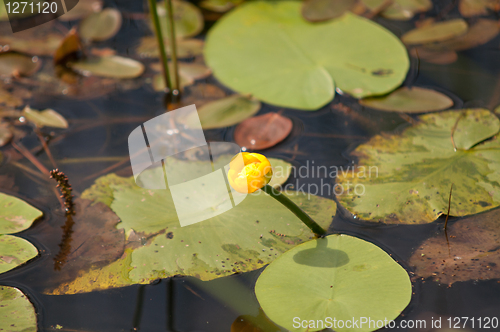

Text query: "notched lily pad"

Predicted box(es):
[0, 53, 41, 78]
[234, 112, 293, 150]
[69, 55, 145, 79]
[0, 286, 37, 332]
[360, 87, 454, 113]
[336, 109, 500, 224]
[255, 234, 412, 332]
[22, 106, 69, 129]
[402, 19, 468, 45]
[79, 8, 122, 42]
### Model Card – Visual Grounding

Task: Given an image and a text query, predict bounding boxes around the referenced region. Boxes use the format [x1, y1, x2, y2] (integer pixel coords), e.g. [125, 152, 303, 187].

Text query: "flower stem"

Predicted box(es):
[262, 185, 327, 237]
[148, 0, 172, 93]
[165, 0, 180, 93]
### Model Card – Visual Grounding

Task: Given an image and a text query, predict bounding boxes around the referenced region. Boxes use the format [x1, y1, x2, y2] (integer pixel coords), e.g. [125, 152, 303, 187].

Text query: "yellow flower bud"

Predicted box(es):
[228, 152, 273, 194]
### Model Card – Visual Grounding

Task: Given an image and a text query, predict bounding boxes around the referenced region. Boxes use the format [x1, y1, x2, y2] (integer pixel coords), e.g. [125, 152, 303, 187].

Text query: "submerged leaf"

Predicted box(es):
[0, 53, 41, 78]
[151, 62, 211, 91]
[234, 112, 293, 150]
[205, 2, 409, 110]
[336, 109, 500, 224]
[69, 55, 145, 79]
[0, 192, 42, 234]
[401, 19, 468, 45]
[255, 234, 411, 332]
[360, 87, 453, 113]
[302, 0, 357, 22]
[79, 8, 122, 42]
[0, 286, 37, 332]
[22, 106, 68, 128]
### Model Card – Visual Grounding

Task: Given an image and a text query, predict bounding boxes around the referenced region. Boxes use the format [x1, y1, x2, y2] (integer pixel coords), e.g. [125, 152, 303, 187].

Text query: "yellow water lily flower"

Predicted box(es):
[228, 152, 273, 194]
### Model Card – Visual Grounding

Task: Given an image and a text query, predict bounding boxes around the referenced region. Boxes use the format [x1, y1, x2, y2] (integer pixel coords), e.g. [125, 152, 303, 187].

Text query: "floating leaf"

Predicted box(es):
[0, 33, 63, 56]
[49, 160, 336, 294]
[180, 83, 226, 108]
[69, 55, 145, 79]
[255, 234, 411, 332]
[59, 0, 103, 21]
[184, 95, 261, 129]
[22, 106, 68, 129]
[360, 87, 453, 113]
[361, 0, 432, 20]
[0, 286, 37, 332]
[0, 235, 38, 274]
[402, 19, 468, 45]
[0, 53, 41, 78]
[301, 0, 357, 22]
[409, 47, 458, 65]
[234, 112, 293, 150]
[200, 0, 243, 12]
[423, 19, 500, 52]
[136, 37, 204, 59]
[336, 109, 500, 224]
[151, 62, 211, 91]
[459, 0, 500, 17]
[0, 192, 42, 234]
[205, 2, 409, 110]
[153, 0, 204, 39]
[79, 8, 122, 42]
[410, 207, 500, 284]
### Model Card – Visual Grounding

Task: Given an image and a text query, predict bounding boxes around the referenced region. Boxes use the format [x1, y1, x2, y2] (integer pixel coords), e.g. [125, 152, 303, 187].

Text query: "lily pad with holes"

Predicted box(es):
[0, 286, 37, 332]
[22, 106, 68, 128]
[255, 234, 412, 332]
[401, 19, 468, 45]
[0, 53, 41, 78]
[336, 109, 500, 224]
[153, 0, 204, 39]
[205, 1, 409, 110]
[79, 8, 122, 42]
[47, 158, 336, 294]
[360, 87, 453, 113]
[69, 55, 145, 79]
[183, 95, 261, 129]
[361, 0, 432, 20]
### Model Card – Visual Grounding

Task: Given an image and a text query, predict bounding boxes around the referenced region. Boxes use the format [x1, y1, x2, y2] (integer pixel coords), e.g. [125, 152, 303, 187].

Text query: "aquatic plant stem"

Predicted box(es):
[165, 0, 180, 93]
[261, 185, 327, 237]
[148, 0, 172, 93]
[34, 129, 57, 168]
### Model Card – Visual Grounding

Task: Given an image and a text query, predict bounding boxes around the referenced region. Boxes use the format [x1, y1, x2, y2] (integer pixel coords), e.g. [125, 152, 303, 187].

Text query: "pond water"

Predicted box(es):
[1, 0, 500, 331]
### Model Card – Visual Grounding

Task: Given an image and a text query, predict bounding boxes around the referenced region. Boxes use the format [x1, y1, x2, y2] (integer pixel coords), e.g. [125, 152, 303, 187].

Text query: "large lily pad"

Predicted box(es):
[255, 234, 411, 332]
[336, 109, 500, 224]
[360, 87, 453, 113]
[409, 207, 500, 284]
[204, 2, 409, 110]
[49, 158, 336, 294]
[0, 286, 37, 332]
[0, 192, 42, 234]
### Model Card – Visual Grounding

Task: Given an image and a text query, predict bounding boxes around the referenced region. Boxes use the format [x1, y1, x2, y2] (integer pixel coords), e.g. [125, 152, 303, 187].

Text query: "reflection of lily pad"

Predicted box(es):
[79, 8, 122, 42]
[255, 234, 411, 332]
[410, 207, 500, 284]
[69, 55, 144, 79]
[360, 87, 453, 113]
[153, 0, 204, 39]
[0, 286, 37, 332]
[205, 2, 409, 110]
[336, 109, 500, 224]
[401, 19, 468, 45]
[49, 160, 336, 294]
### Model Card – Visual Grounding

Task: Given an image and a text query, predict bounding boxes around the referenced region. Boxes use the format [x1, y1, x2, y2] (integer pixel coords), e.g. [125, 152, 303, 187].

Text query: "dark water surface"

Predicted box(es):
[1, 0, 500, 331]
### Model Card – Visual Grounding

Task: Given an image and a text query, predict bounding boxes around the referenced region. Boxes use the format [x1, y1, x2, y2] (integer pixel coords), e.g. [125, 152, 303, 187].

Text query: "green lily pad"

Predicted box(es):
[50, 159, 336, 294]
[136, 37, 204, 59]
[183, 95, 261, 129]
[204, 2, 409, 110]
[302, 0, 357, 22]
[336, 109, 500, 224]
[361, 0, 432, 20]
[153, 0, 204, 39]
[0, 286, 37, 332]
[69, 55, 145, 79]
[255, 234, 411, 332]
[79, 8, 122, 42]
[360, 87, 453, 113]
[0, 192, 42, 234]
[0, 235, 38, 274]
[0, 53, 41, 78]
[401, 19, 468, 45]
[22, 106, 68, 129]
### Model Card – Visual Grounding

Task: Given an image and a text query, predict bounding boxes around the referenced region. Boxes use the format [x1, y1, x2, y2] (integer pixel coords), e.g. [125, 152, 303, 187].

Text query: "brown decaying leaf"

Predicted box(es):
[409, 207, 500, 284]
[53, 28, 84, 66]
[0, 53, 42, 78]
[234, 112, 293, 150]
[410, 47, 458, 65]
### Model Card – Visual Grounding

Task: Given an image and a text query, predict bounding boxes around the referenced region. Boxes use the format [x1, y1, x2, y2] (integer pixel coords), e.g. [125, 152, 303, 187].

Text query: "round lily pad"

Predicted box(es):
[255, 234, 412, 332]
[0, 192, 42, 234]
[401, 19, 468, 45]
[0, 286, 37, 332]
[153, 0, 204, 39]
[336, 109, 500, 224]
[234, 112, 293, 150]
[0, 53, 41, 78]
[79, 8, 122, 42]
[69, 55, 145, 79]
[204, 1, 409, 110]
[360, 86, 453, 113]
[0, 235, 38, 274]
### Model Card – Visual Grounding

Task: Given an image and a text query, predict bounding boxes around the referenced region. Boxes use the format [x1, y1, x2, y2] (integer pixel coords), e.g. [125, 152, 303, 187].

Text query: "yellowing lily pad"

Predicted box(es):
[255, 234, 412, 332]
[401, 19, 468, 45]
[79, 8, 122, 42]
[360, 87, 453, 113]
[0, 286, 37, 332]
[205, 1, 409, 110]
[22, 106, 68, 129]
[0, 53, 41, 78]
[153, 0, 204, 39]
[0, 192, 42, 234]
[336, 109, 500, 224]
[69, 55, 145, 79]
